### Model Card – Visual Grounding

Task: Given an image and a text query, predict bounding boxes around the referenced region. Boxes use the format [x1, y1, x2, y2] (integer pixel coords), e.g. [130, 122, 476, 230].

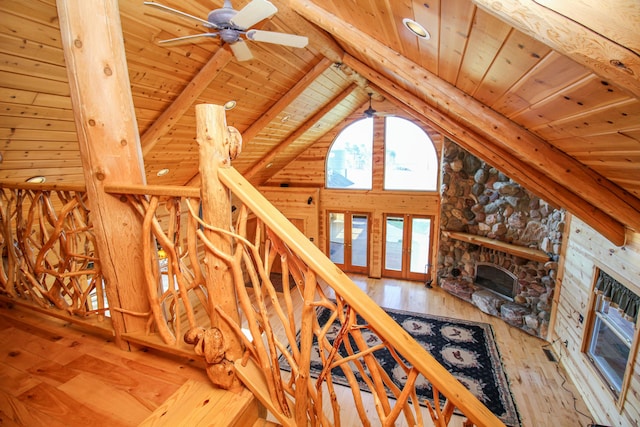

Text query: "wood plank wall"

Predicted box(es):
[553, 217, 640, 425]
[264, 102, 443, 278]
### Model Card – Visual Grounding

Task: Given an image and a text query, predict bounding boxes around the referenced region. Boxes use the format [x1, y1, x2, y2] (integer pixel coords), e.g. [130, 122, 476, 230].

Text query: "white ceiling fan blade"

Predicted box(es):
[230, 0, 277, 30]
[230, 40, 254, 61]
[246, 30, 309, 48]
[144, 2, 217, 29]
[155, 33, 219, 45]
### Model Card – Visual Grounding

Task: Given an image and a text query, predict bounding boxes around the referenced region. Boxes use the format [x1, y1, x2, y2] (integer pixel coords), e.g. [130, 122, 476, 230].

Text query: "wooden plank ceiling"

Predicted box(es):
[0, 0, 639, 242]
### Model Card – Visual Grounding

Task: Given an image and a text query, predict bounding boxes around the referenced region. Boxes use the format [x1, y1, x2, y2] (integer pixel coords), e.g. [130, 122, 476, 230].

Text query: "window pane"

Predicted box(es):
[410, 218, 431, 274]
[385, 216, 404, 271]
[384, 117, 438, 191]
[588, 315, 630, 394]
[351, 215, 368, 267]
[329, 213, 345, 264]
[326, 118, 373, 189]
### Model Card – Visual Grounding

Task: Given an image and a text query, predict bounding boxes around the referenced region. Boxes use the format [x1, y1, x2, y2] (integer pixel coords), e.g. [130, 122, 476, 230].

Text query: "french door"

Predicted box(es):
[328, 211, 369, 274]
[383, 214, 432, 281]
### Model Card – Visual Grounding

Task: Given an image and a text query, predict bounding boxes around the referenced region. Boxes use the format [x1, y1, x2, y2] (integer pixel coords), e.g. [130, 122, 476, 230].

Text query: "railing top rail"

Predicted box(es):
[218, 166, 505, 427]
[0, 181, 86, 192]
[104, 183, 201, 198]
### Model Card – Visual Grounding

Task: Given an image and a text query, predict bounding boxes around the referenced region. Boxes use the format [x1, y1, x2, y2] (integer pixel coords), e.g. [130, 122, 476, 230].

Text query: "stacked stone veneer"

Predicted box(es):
[437, 139, 565, 338]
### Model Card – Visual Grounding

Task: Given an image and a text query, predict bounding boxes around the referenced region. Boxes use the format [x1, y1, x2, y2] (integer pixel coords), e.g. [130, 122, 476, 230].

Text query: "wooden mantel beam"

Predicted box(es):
[353, 59, 626, 246]
[140, 48, 233, 156]
[472, 0, 640, 99]
[288, 0, 640, 240]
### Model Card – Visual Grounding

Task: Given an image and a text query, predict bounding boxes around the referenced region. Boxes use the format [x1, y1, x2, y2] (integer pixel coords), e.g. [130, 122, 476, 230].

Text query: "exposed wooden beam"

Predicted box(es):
[473, 0, 640, 99]
[289, 0, 640, 237]
[354, 59, 626, 246]
[57, 0, 150, 347]
[241, 56, 334, 147]
[140, 48, 233, 156]
[246, 83, 358, 182]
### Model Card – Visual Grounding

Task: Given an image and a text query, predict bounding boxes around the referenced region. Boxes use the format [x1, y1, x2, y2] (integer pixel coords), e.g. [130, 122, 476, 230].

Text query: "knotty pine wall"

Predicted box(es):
[264, 102, 443, 278]
[553, 216, 640, 426]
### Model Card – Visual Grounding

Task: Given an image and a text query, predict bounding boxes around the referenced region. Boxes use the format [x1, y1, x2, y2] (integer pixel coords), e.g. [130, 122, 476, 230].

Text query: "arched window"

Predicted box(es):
[326, 118, 373, 189]
[384, 117, 438, 191]
[326, 116, 438, 191]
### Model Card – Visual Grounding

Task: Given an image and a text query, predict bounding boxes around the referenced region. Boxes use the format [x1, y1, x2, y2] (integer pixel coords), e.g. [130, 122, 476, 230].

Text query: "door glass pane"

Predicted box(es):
[385, 216, 404, 271]
[351, 214, 368, 267]
[329, 213, 345, 264]
[410, 218, 431, 274]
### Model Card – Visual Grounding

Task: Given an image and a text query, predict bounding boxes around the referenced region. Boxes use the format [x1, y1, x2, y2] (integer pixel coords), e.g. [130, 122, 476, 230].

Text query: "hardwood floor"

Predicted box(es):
[342, 275, 594, 427]
[0, 276, 593, 426]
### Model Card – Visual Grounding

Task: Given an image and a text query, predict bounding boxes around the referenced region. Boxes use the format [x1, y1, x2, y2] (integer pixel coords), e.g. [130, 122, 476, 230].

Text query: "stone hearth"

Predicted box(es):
[437, 139, 565, 338]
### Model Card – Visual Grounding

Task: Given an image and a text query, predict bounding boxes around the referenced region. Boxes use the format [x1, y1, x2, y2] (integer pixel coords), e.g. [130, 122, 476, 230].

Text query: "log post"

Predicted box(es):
[57, 0, 150, 348]
[195, 104, 243, 364]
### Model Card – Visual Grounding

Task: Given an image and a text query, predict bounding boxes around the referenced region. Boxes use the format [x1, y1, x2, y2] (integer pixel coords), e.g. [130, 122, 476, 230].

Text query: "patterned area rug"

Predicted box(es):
[281, 305, 520, 426]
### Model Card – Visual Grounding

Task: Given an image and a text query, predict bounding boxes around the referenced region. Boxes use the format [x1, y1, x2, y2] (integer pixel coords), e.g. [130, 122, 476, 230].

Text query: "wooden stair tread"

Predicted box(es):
[138, 379, 261, 427]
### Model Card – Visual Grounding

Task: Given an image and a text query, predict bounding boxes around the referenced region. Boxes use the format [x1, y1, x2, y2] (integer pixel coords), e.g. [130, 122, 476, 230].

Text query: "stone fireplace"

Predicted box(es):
[437, 139, 565, 338]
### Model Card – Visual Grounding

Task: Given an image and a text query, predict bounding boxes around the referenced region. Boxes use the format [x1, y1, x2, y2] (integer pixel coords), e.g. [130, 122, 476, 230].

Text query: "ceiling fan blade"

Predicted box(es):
[246, 30, 309, 48]
[230, 0, 277, 30]
[155, 33, 219, 45]
[144, 2, 217, 29]
[230, 40, 254, 61]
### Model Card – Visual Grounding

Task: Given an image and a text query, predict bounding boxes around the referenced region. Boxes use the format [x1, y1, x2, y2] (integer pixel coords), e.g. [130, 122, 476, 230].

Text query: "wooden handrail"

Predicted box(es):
[219, 166, 505, 427]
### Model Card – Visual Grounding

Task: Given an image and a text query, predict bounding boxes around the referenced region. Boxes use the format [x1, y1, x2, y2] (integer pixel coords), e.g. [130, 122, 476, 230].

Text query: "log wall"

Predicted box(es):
[553, 217, 640, 426]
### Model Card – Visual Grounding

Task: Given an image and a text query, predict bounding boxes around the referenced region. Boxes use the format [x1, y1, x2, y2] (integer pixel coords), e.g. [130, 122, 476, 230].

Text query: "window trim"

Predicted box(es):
[582, 266, 640, 409]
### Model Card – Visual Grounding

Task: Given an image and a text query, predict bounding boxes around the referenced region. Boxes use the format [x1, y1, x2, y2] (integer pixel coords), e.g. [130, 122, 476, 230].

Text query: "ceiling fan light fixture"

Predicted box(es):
[403, 18, 430, 40]
[364, 92, 376, 118]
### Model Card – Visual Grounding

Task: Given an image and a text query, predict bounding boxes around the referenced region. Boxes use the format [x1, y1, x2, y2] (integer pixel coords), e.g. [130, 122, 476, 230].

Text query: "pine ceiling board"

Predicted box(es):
[0, 34, 64, 67]
[0, 140, 79, 151]
[456, 10, 511, 95]
[437, 0, 475, 85]
[2, 150, 81, 161]
[0, 11, 63, 49]
[0, 71, 69, 97]
[473, 30, 551, 107]
[32, 93, 72, 109]
[511, 75, 632, 128]
[411, 0, 439, 74]
[0, 87, 38, 104]
[552, 133, 640, 153]
[0, 102, 74, 121]
[494, 52, 589, 117]
[534, 98, 640, 139]
[534, 0, 640, 56]
[2, 0, 60, 29]
[2, 116, 76, 133]
[2, 158, 83, 169]
[0, 53, 68, 84]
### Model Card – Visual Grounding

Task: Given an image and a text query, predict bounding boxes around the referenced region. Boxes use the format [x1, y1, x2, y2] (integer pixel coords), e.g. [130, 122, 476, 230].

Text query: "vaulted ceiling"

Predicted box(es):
[1, 0, 639, 245]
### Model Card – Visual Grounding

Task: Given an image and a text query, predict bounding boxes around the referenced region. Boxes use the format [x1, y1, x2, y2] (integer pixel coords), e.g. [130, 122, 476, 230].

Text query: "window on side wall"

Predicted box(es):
[585, 269, 638, 402]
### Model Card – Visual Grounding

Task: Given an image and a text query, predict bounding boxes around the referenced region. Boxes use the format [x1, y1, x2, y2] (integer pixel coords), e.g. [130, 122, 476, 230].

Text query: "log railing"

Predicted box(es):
[0, 183, 109, 333]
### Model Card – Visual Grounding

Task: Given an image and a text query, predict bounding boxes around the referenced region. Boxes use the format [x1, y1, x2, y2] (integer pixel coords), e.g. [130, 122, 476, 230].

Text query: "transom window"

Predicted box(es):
[326, 116, 437, 191]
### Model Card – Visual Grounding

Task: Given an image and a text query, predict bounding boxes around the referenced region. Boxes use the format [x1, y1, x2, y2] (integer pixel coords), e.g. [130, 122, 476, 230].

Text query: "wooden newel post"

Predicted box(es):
[195, 104, 244, 389]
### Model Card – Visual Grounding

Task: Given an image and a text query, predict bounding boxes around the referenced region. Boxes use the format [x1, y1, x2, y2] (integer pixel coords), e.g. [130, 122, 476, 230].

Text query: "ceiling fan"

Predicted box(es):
[144, 0, 309, 61]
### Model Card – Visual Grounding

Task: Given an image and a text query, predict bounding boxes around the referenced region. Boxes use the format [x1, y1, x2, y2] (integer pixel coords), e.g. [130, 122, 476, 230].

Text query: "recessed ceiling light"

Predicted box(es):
[266, 162, 273, 169]
[26, 176, 46, 183]
[281, 115, 290, 123]
[403, 18, 430, 39]
[224, 100, 237, 110]
[157, 168, 170, 177]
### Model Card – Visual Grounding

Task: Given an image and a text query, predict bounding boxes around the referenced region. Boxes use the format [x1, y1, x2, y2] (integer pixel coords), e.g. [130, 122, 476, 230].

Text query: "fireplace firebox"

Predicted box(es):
[475, 262, 518, 300]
